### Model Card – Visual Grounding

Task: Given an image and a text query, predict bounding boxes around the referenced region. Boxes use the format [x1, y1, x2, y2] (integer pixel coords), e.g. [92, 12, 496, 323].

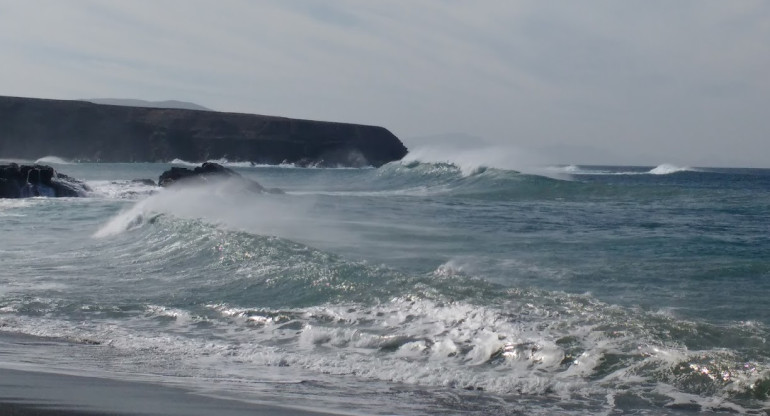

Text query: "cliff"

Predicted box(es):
[0, 96, 408, 167]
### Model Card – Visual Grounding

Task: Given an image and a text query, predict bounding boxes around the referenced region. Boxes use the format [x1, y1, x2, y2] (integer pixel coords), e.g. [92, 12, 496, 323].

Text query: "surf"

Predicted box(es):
[34, 155, 73, 165]
[3, 161, 768, 414]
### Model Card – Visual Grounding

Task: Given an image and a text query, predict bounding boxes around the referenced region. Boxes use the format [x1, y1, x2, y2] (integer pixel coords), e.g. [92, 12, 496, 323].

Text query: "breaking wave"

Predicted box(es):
[6, 208, 770, 413]
[35, 155, 72, 165]
[649, 163, 695, 175]
[402, 144, 552, 177]
[169, 158, 257, 168]
[168, 158, 368, 170]
[550, 164, 697, 176]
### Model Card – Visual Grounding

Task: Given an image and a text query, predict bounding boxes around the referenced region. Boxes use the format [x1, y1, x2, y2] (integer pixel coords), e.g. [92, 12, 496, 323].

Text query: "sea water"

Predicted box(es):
[0, 157, 768, 415]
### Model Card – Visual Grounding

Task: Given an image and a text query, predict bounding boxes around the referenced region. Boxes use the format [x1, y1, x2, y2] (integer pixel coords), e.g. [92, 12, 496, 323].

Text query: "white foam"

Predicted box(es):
[547, 165, 611, 175]
[403, 144, 552, 177]
[87, 180, 158, 200]
[196, 297, 635, 395]
[648, 163, 693, 175]
[2, 293, 768, 413]
[144, 305, 195, 326]
[34, 155, 72, 165]
[169, 158, 321, 169]
[169, 157, 253, 167]
[169, 158, 200, 166]
[286, 186, 437, 198]
[548, 165, 645, 176]
[547, 164, 697, 176]
[433, 259, 472, 277]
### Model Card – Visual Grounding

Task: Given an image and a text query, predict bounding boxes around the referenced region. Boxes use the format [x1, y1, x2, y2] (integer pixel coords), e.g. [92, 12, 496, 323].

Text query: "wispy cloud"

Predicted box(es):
[0, 1, 768, 166]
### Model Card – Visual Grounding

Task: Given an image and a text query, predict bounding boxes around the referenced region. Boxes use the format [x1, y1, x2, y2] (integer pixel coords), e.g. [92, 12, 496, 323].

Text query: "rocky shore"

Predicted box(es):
[0, 162, 280, 199]
[157, 162, 282, 194]
[0, 163, 90, 198]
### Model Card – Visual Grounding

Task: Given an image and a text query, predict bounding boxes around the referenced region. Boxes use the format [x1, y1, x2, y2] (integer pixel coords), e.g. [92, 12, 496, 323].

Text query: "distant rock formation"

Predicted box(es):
[0, 164, 91, 198]
[158, 162, 282, 194]
[83, 98, 212, 111]
[0, 96, 408, 167]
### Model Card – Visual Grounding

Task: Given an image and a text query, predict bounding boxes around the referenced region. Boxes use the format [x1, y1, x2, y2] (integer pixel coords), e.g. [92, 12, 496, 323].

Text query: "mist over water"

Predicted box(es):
[1, 157, 769, 414]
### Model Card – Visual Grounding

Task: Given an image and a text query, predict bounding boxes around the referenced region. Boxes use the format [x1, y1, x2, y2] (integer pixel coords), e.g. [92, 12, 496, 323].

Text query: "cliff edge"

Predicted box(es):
[0, 96, 408, 167]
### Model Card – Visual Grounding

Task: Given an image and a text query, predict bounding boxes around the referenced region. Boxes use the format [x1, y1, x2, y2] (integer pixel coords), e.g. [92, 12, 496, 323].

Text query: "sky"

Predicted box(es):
[1, 0, 769, 167]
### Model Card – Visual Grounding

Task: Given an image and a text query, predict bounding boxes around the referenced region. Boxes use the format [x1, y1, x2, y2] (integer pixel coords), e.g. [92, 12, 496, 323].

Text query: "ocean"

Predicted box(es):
[0, 156, 768, 415]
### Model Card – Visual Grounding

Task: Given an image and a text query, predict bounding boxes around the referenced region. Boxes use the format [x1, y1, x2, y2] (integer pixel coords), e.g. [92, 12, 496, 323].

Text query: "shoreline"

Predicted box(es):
[0, 332, 341, 416]
[0, 367, 340, 416]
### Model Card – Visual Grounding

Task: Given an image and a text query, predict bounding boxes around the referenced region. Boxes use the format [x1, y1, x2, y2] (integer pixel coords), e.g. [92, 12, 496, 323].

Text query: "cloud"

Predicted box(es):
[0, 1, 768, 166]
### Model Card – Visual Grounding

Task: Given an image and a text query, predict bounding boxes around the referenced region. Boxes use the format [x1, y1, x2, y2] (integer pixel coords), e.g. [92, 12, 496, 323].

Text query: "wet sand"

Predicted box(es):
[0, 332, 340, 416]
[0, 367, 341, 416]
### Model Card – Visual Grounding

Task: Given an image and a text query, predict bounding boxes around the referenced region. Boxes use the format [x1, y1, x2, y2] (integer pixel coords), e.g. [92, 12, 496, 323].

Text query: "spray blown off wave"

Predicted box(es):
[648, 163, 695, 175]
[402, 144, 558, 177]
[34, 155, 72, 165]
[549, 164, 697, 176]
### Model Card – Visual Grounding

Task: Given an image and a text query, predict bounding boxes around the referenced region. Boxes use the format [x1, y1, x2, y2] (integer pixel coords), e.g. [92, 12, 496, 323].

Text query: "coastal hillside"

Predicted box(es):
[0, 96, 408, 167]
[83, 98, 212, 111]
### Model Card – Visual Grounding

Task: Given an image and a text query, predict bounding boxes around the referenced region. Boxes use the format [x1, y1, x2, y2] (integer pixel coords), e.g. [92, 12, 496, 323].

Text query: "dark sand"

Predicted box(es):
[0, 333, 340, 416]
[0, 367, 343, 416]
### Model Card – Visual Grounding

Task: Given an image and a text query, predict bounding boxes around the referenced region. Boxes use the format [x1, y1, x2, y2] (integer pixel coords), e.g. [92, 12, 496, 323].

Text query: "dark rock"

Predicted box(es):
[158, 162, 282, 194]
[0, 163, 91, 198]
[0, 95, 408, 167]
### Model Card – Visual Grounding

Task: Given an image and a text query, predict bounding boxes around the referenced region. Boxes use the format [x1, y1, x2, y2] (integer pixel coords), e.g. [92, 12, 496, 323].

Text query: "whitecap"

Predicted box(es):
[648, 163, 693, 175]
[402, 144, 548, 177]
[87, 180, 158, 200]
[34, 155, 72, 165]
[168, 158, 199, 166]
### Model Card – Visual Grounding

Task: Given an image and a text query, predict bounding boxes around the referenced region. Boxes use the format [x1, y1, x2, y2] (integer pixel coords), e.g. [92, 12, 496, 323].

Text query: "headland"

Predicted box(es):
[0, 96, 407, 167]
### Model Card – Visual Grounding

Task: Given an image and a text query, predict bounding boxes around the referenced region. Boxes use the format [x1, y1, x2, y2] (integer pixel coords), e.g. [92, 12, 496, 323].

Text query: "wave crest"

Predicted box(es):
[402, 144, 555, 177]
[649, 163, 694, 175]
[35, 155, 72, 164]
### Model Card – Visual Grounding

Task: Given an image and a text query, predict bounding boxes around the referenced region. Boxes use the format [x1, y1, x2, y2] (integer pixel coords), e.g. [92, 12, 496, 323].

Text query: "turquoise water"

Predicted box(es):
[0, 159, 768, 414]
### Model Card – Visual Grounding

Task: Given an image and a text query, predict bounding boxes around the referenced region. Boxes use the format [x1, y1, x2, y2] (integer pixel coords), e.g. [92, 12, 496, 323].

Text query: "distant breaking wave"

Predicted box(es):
[170, 158, 296, 168]
[551, 164, 696, 176]
[402, 144, 564, 179]
[35, 155, 72, 165]
[648, 163, 694, 175]
[168, 158, 368, 169]
[169, 158, 255, 168]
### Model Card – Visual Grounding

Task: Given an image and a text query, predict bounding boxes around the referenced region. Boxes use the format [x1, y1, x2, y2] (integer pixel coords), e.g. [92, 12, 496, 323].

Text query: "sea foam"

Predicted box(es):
[648, 163, 693, 175]
[402, 144, 554, 177]
[34, 155, 72, 165]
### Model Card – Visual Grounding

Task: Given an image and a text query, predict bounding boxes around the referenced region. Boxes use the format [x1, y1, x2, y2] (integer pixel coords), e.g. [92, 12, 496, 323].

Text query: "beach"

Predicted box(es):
[0, 333, 337, 416]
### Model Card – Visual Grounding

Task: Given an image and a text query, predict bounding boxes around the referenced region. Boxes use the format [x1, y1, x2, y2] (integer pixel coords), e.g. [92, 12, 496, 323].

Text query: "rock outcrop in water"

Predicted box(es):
[0, 164, 91, 198]
[0, 95, 408, 167]
[158, 162, 282, 194]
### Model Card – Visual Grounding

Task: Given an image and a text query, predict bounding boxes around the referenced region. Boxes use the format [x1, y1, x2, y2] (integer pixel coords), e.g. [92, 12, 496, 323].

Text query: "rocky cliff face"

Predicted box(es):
[0, 96, 408, 167]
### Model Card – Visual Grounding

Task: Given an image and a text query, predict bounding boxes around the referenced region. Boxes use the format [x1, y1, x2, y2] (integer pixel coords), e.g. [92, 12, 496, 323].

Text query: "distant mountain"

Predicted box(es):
[83, 98, 212, 111]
